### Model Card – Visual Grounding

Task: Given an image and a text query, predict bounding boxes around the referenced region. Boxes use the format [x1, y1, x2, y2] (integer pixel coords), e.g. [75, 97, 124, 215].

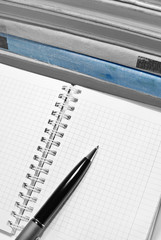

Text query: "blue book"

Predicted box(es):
[1, 33, 161, 98]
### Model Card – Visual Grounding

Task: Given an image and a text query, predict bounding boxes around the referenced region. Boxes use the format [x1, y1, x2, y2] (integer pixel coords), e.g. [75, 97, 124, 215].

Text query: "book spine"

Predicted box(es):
[8, 85, 81, 234]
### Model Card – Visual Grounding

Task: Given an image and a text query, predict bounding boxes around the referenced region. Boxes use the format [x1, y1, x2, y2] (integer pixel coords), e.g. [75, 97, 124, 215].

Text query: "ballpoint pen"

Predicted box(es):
[16, 146, 99, 240]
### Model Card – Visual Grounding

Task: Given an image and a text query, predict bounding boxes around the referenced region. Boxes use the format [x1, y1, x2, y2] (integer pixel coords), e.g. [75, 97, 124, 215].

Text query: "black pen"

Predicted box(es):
[16, 146, 99, 240]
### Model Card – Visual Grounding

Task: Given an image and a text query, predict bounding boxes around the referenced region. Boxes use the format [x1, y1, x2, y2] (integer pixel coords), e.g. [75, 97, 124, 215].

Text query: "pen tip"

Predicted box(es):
[86, 146, 99, 161]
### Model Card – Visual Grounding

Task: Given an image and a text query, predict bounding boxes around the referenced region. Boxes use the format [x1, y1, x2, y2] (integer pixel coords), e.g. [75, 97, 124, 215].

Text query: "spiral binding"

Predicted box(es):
[8, 85, 81, 234]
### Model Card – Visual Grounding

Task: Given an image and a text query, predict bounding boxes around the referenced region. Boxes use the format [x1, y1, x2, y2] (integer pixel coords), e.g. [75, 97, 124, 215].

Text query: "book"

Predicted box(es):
[0, 62, 161, 240]
[1, 31, 161, 99]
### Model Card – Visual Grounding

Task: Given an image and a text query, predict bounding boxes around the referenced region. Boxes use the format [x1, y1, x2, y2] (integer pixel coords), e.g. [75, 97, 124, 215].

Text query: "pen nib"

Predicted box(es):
[86, 146, 99, 162]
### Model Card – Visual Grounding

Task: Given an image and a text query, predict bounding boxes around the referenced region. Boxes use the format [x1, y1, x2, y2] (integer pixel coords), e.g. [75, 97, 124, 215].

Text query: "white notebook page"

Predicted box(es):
[1, 64, 161, 240]
[0, 63, 70, 233]
[37, 86, 161, 240]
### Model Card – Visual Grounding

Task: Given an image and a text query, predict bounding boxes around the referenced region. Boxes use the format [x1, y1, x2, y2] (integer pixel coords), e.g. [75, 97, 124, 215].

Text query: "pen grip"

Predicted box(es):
[15, 219, 43, 240]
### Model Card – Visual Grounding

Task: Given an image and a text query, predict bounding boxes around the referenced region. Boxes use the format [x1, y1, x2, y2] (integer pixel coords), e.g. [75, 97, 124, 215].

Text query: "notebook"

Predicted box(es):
[0, 63, 161, 240]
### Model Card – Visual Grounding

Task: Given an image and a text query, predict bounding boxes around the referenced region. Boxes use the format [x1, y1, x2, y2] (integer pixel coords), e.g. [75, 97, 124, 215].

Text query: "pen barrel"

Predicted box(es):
[35, 157, 91, 226]
[15, 219, 44, 240]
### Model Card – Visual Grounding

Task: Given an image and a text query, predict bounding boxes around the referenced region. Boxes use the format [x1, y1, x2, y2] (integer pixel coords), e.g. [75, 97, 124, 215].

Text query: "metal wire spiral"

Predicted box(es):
[8, 85, 81, 233]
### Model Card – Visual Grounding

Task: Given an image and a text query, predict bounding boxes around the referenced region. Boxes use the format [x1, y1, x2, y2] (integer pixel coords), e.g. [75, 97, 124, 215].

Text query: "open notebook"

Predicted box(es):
[0, 63, 161, 240]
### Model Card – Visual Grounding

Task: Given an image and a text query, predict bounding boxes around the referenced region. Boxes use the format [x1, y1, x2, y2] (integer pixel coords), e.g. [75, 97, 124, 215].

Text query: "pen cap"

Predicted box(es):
[15, 219, 43, 240]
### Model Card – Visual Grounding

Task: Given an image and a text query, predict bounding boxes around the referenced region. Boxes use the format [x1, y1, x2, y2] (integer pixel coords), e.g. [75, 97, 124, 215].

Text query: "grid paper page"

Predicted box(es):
[0, 63, 69, 233]
[36, 86, 161, 240]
